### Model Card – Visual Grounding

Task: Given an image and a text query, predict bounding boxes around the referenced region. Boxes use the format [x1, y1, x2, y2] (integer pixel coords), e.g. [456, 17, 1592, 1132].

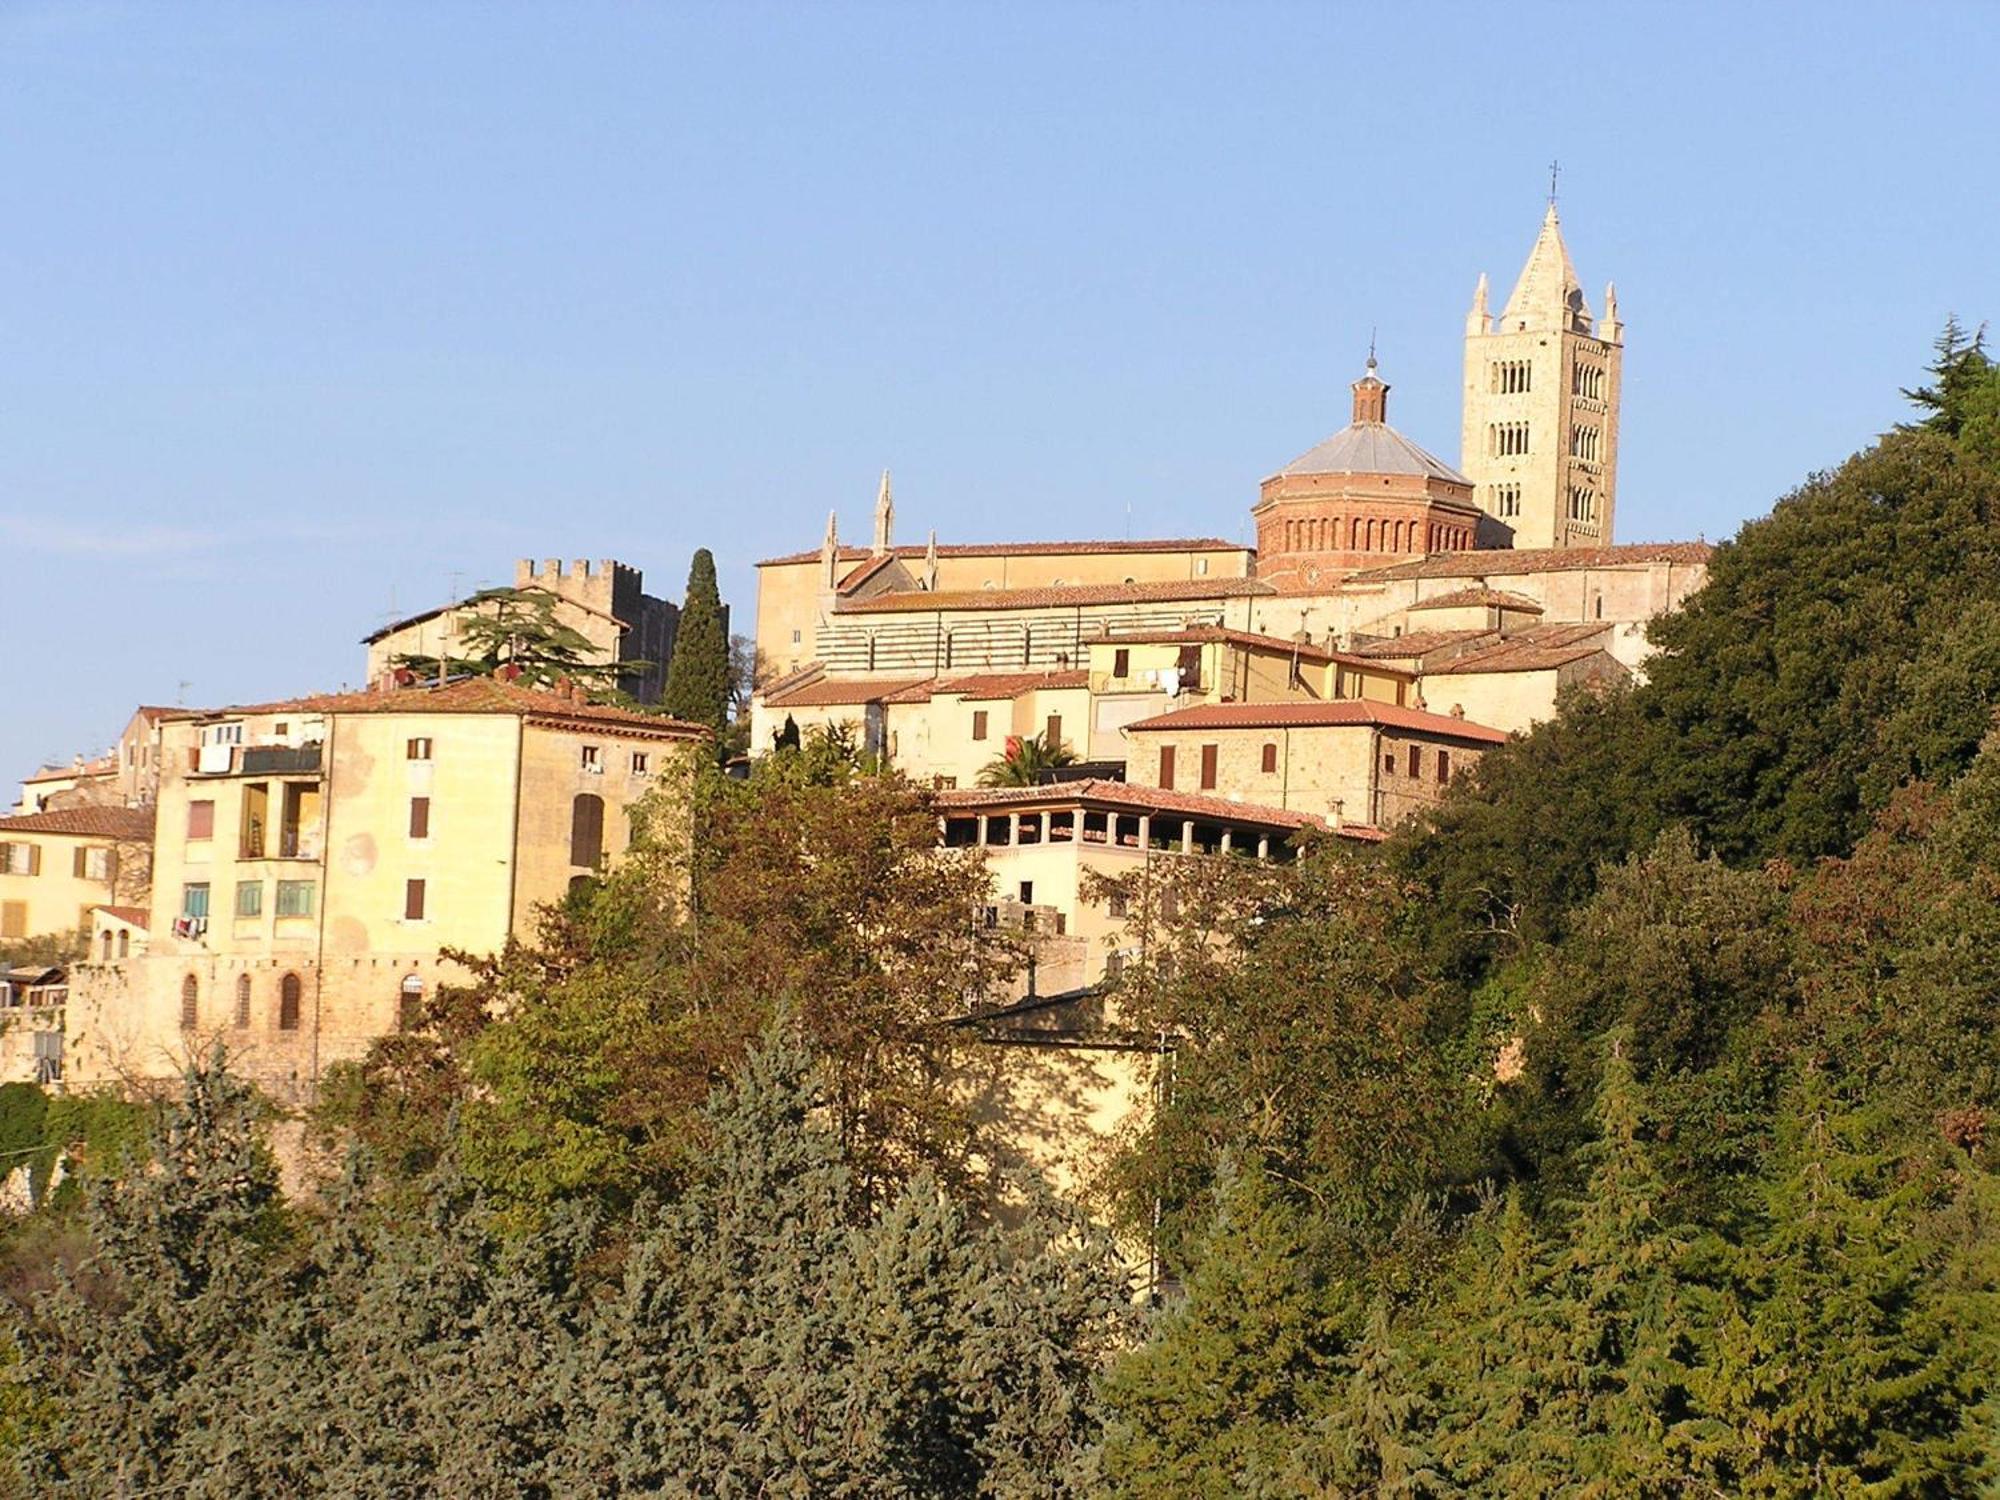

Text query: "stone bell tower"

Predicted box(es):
[1461, 200, 1623, 550]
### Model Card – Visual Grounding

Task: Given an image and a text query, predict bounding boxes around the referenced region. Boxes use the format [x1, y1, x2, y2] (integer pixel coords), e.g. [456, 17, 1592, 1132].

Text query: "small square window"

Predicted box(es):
[235, 881, 263, 918]
[631, 752, 649, 775]
[406, 737, 433, 761]
[275, 880, 315, 918]
[1107, 890, 1129, 919]
[581, 745, 601, 770]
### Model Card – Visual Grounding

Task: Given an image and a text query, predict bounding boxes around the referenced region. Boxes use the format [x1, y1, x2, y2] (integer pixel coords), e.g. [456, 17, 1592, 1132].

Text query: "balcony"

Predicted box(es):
[241, 744, 323, 776]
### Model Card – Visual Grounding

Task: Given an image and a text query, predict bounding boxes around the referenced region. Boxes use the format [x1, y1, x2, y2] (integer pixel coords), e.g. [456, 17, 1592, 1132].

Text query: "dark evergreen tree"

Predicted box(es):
[1696, 1069, 1992, 1495]
[1097, 1158, 1353, 1497]
[1297, 1299, 1455, 1498]
[664, 547, 730, 731]
[13, 1056, 279, 1496]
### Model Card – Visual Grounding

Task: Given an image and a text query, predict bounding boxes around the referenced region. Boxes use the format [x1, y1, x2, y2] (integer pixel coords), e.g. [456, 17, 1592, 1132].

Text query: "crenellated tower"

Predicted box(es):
[1461, 202, 1623, 549]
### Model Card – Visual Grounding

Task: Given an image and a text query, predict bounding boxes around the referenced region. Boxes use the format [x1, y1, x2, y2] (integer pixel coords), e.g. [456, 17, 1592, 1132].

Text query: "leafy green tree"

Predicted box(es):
[977, 729, 1079, 786]
[664, 547, 730, 731]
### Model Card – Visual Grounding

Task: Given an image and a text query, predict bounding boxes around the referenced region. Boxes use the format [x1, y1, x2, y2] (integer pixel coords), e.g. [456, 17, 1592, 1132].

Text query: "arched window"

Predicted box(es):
[234, 974, 251, 1029]
[398, 973, 424, 1032]
[571, 793, 605, 870]
[1594, 594, 1604, 620]
[180, 975, 198, 1030]
[101, 930, 113, 962]
[279, 972, 302, 1031]
[117, 929, 129, 959]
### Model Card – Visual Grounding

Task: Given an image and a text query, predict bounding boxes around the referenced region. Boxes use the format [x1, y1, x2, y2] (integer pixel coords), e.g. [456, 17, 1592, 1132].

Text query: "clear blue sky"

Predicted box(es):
[3, 2, 1995, 782]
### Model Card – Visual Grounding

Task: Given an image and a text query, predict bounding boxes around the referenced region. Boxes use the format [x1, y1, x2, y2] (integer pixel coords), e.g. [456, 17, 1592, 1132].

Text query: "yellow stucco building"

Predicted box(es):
[63, 677, 707, 1104]
[0, 806, 155, 942]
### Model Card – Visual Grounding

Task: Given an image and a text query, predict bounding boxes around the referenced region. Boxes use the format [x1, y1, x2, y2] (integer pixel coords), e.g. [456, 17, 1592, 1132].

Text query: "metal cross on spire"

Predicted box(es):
[1548, 158, 1561, 207]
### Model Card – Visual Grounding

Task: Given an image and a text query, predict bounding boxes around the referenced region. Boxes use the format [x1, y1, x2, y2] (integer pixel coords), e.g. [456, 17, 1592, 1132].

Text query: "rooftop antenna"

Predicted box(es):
[1548, 158, 1561, 207]
[175, 680, 190, 706]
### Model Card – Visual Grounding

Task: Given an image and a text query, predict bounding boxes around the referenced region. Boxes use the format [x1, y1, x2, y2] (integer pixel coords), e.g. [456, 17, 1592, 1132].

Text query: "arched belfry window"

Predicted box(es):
[234, 973, 251, 1028]
[179, 974, 198, 1030]
[571, 793, 605, 870]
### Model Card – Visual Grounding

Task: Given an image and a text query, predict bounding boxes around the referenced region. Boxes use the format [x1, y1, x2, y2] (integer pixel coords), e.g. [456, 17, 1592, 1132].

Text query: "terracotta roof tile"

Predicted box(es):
[762, 675, 936, 709]
[835, 554, 904, 594]
[1124, 700, 1510, 744]
[0, 806, 156, 839]
[931, 670, 1088, 699]
[759, 537, 1248, 567]
[1424, 626, 1621, 675]
[1349, 541, 1713, 582]
[94, 905, 151, 929]
[160, 678, 710, 738]
[836, 577, 1272, 615]
[1345, 629, 1494, 660]
[1407, 586, 1545, 612]
[23, 756, 117, 783]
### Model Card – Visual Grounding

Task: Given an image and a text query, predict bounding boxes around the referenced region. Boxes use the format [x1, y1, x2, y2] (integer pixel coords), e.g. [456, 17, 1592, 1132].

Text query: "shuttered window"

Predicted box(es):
[1158, 746, 1176, 790]
[409, 797, 430, 839]
[571, 794, 605, 869]
[1200, 745, 1218, 790]
[279, 973, 302, 1030]
[405, 879, 427, 921]
[1261, 743, 1278, 774]
[187, 800, 215, 839]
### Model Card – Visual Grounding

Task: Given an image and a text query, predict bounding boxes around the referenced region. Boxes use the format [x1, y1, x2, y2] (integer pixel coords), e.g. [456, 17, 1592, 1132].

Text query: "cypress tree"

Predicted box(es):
[664, 547, 730, 731]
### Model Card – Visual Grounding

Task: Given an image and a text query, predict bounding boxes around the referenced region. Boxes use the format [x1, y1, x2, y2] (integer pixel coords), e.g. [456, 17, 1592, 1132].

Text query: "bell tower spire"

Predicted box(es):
[1461, 193, 1623, 550]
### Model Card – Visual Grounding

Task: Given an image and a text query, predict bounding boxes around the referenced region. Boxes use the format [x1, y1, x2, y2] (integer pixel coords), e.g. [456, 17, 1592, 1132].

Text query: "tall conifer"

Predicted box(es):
[664, 547, 730, 731]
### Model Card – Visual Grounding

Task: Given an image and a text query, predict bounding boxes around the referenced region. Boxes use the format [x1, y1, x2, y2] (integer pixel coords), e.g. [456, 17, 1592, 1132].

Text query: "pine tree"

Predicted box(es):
[1695, 1067, 1991, 1495]
[1096, 1157, 1352, 1497]
[1298, 1299, 1455, 1498]
[664, 547, 730, 731]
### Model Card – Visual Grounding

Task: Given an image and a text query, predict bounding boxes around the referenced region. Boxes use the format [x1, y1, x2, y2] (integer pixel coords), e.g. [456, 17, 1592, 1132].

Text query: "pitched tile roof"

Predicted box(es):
[835, 553, 905, 594]
[1348, 541, 1713, 582]
[160, 678, 710, 738]
[835, 577, 1273, 615]
[1422, 628, 1622, 675]
[1124, 700, 1510, 744]
[94, 905, 151, 929]
[1407, 586, 1545, 613]
[759, 537, 1247, 567]
[762, 675, 936, 709]
[0, 806, 156, 840]
[931, 670, 1089, 699]
[1345, 629, 1494, 660]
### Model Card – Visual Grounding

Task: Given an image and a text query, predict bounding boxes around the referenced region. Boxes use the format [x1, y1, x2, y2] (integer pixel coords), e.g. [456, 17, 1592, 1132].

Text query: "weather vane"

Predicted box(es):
[1548, 159, 1561, 206]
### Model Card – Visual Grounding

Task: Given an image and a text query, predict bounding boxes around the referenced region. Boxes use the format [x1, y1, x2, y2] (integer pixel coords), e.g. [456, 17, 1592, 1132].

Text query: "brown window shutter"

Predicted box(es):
[1045, 714, 1061, 750]
[405, 879, 426, 921]
[25, 845, 39, 877]
[409, 797, 430, 839]
[1261, 743, 1277, 774]
[1200, 744, 1218, 790]
[1159, 746, 1175, 790]
[972, 710, 988, 742]
[74, 846, 88, 878]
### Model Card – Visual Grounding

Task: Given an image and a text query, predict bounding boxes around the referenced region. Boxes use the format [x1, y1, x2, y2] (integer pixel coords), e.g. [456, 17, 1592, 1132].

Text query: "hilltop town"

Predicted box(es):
[0, 205, 1713, 1182]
